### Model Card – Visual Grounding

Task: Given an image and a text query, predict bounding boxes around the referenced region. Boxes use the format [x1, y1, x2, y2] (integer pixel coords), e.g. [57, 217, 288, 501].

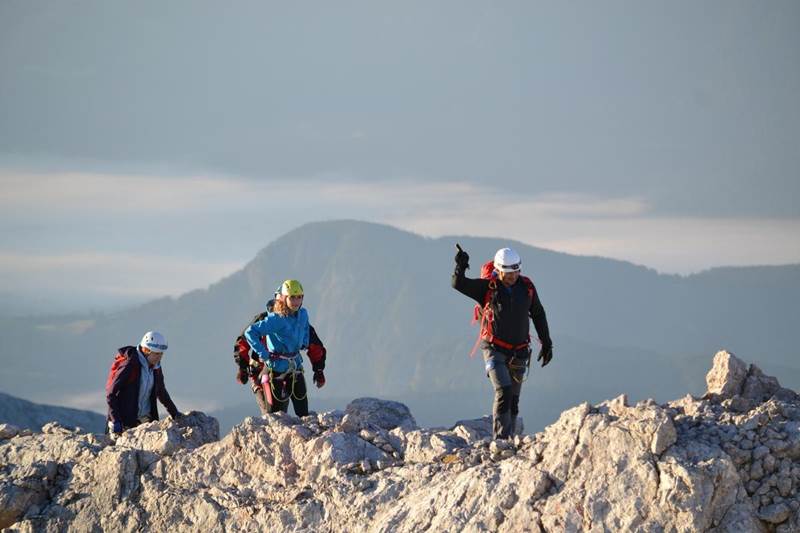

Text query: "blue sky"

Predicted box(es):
[1, 1, 798, 313]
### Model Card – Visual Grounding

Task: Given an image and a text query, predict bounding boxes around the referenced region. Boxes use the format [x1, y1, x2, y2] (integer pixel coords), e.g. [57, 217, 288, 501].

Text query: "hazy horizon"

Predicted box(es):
[2, 1, 798, 314]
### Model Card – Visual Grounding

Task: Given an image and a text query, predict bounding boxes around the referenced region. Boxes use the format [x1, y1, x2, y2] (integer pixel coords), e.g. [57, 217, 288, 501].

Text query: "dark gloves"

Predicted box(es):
[313, 369, 326, 388]
[537, 342, 553, 367]
[455, 248, 470, 270]
[236, 368, 249, 385]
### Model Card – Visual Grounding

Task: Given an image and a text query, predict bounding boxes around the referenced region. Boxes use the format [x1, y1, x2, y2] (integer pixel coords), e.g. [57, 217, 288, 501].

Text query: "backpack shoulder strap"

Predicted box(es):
[484, 277, 497, 306]
[521, 276, 536, 301]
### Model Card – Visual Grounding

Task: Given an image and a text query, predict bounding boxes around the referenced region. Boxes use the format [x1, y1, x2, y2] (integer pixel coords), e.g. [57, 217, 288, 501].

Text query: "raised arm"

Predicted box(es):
[451, 245, 491, 304]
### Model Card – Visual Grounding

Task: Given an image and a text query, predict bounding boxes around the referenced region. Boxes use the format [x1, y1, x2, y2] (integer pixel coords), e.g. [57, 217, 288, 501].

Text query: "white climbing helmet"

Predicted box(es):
[493, 248, 522, 273]
[140, 331, 168, 352]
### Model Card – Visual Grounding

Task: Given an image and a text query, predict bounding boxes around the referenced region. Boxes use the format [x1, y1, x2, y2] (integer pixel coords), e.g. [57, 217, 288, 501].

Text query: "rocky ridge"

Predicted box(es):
[1, 352, 799, 532]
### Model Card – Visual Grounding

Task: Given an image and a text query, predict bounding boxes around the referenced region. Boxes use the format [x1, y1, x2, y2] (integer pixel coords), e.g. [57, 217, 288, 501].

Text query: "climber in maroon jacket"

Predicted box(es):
[105, 331, 181, 436]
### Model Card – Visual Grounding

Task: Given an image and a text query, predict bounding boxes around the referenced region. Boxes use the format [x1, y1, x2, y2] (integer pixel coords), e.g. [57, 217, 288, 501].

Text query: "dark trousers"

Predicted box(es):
[483, 347, 528, 440]
[253, 371, 309, 417]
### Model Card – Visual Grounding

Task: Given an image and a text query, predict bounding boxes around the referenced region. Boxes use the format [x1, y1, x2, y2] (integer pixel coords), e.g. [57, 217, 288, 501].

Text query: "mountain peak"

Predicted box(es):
[2, 352, 799, 531]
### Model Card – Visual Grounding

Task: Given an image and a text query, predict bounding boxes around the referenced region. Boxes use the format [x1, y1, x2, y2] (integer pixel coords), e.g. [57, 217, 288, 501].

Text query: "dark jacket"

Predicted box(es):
[105, 346, 179, 429]
[452, 265, 551, 351]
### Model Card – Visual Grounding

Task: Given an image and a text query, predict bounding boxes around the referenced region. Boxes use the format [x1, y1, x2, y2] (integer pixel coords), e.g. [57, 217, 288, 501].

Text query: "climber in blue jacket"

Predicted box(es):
[244, 279, 323, 417]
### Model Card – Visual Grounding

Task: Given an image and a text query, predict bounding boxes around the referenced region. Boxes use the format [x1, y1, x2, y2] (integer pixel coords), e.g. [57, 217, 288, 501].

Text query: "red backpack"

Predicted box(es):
[105, 348, 141, 394]
[470, 260, 536, 357]
[233, 311, 269, 384]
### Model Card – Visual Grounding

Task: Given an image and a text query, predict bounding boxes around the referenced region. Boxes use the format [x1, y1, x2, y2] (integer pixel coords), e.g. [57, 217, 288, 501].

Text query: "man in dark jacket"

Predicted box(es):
[105, 331, 180, 436]
[452, 246, 553, 440]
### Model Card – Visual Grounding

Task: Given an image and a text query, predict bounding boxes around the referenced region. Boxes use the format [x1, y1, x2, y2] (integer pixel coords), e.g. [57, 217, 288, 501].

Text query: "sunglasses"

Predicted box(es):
[145, 343, 168, 351]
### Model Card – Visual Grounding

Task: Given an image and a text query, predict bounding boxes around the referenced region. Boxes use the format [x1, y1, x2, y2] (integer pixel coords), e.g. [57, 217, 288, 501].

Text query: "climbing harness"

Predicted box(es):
[261, 352, 306, 405]
[508, 351, 532, 384]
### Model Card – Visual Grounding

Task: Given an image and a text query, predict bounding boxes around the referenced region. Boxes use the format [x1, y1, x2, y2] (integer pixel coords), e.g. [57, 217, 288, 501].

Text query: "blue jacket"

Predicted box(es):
[244, 308, 310, 373]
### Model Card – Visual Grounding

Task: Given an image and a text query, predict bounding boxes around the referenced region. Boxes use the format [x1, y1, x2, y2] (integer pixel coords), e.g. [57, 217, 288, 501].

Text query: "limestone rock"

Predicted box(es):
[759, 502, 791, 524]
[706, 350, 748, 398]
[0, 423, 21, 440]
[2, 352, 799, 532]
[707, 352, 799, 405]
[404, 429, 467, 463]
[450, 415, 524, 442]
[451, 416, 493, 442]
[341, 397, 418, 432]
[114, 411, 218, 455]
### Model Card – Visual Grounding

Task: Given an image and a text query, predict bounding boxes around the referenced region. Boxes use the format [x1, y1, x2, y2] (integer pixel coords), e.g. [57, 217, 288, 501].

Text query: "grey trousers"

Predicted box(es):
[483, 347, 528, 440]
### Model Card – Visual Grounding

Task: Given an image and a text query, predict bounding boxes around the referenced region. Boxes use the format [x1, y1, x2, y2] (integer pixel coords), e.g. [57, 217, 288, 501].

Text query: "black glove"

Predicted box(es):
[313, 369, 326, 388]
[537, 342, 553, 367]
[454, 246, 470, 271]
[236, 368, 249, 385]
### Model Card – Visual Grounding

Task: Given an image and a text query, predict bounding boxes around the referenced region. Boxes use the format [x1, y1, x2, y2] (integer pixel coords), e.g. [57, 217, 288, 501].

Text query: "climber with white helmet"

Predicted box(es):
[105, 330, 181, 437]
[452, 245, 553, 440]
[243, 279, 326, 417]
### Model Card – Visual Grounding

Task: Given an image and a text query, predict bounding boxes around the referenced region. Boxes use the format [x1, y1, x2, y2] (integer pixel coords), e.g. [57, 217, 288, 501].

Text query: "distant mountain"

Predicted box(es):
[0, 391, 105, 433]
[0, 220, 798, 434]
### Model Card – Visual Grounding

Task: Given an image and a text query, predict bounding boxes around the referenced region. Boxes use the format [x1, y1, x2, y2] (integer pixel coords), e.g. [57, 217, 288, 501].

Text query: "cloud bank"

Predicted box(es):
[1, 170, 798, 311]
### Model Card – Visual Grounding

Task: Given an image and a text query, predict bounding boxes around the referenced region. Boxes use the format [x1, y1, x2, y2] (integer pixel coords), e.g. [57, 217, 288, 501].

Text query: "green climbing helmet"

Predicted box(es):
[280, 279, 304, 297]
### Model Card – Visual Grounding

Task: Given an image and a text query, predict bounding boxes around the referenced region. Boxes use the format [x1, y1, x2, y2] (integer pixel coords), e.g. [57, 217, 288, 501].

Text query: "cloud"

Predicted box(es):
[381, 193, 800, 274]
[0, 251, 241, 297]
[0, 170, 646, 220]
[36, 319, 96, 334]
[239, 177, 800, 273]
[1, 169, 798, 311]
[527, 193, 649, 218]
[0, 172, 250, 214]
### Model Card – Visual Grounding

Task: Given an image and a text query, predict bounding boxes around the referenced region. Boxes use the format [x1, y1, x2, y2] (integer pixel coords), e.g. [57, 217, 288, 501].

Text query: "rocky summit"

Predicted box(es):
[2, 352, 800, 532]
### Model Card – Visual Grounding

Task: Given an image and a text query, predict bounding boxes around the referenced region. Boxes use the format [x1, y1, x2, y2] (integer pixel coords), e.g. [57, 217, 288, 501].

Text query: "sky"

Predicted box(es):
[1, 1, 798, 314]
